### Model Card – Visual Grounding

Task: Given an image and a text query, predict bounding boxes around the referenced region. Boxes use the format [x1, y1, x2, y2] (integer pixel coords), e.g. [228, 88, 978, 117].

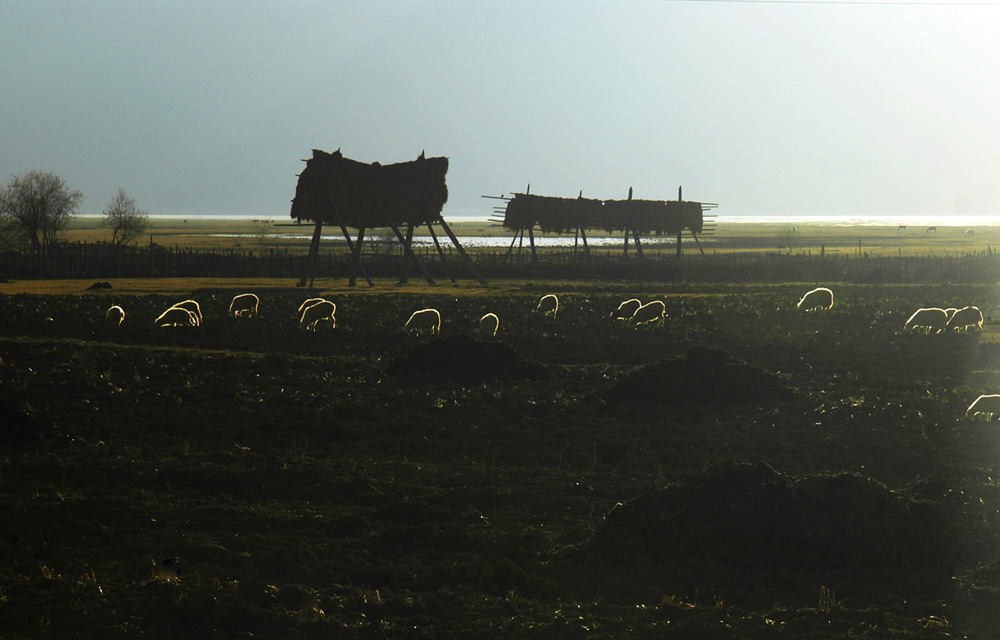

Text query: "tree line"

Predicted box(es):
[0, 170, 149, 253]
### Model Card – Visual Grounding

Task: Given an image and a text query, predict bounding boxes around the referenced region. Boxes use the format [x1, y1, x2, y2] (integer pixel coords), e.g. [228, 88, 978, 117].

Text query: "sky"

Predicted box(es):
[3, 0, 1000, 221]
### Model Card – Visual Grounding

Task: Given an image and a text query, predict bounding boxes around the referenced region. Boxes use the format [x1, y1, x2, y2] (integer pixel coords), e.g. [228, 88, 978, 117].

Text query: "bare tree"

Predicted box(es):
[247, 216, 274, 252]
[368, 227, 400, 256]
[102, 189, 150, 245]
[0, 215, 20, 251]
[0, 170, 83, 252]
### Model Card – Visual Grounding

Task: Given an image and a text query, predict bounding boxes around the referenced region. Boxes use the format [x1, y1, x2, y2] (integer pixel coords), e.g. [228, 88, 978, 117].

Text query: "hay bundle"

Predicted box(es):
[290, 149, 449, 228]
[503, 192, 705, 235]
[502, 194, 605, 234]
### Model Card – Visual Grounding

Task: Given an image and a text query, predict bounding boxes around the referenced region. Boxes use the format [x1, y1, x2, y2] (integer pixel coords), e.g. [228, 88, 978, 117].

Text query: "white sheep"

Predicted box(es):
[967, 394, 1000, 420]
[405, 308, 441, 335]
[297, 297, 328, 318]
[611, 298, 641, 322]
[629, 300, 666, 327]
[155, 306, 198, 327]
[904, 307, 949, 334]
[170, 300, 202, 326]
[105, 305, 125, 327]
[478, 312, 499, 338]
[797, 287, 834, 312]
[537, 294, 559, 318]
[229, 293, 259, 318]
[299, 300, 336, 332]
[947, 306, 983, 332]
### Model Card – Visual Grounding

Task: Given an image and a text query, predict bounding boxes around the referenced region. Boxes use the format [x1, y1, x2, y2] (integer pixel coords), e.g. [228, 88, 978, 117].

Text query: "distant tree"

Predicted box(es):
[369, 227, 400, 256]
[102, 189, 150, 245]
[0, 215, 20, 251]
[0, 170, 83, 252]
[247, 216, 274, 252]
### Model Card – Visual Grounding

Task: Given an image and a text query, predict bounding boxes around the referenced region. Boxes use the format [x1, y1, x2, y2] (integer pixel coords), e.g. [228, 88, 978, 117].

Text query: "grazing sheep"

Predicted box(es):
[406, 308, 441, 335]
[299, 300, 336, 332]
[629, 300, 666, 327]
[479, 312, 499, 338]
[948, 306, 983, 332]
[611, 298, 641, 322]
[904, 307, 949, 334]
[967, 394, 1000, 420]
[170, 300, 202, 326]
[105, 305, 125, 327]
[297, 297, 328, 318]
[155, 306, 198, 327]
[537, 294, 559, 318]
[229, 293, 259, 318]
[797, 287, 834, 312]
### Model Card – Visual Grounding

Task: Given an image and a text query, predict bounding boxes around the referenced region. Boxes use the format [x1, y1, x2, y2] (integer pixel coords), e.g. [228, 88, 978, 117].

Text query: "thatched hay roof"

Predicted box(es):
[503, 193, 706, 234]
[290, 149, 449, 227]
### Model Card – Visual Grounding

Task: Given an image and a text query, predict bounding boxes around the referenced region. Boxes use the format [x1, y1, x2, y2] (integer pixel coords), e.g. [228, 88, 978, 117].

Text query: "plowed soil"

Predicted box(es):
[3, 281, 1000, 638]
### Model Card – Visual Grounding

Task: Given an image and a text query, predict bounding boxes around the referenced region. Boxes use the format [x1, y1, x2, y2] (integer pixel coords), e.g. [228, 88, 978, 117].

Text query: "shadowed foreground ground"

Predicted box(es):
[2, 281, 1000, 638]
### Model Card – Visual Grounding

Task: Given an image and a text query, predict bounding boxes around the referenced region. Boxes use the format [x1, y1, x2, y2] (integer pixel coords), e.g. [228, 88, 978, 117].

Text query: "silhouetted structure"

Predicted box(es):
[290, 148, 483, 286]
[489, 186, 716, 260]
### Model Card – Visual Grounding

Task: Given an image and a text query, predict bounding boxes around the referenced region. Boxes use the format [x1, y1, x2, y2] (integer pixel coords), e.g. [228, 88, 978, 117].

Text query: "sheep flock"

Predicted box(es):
[83, 284, 998, 422]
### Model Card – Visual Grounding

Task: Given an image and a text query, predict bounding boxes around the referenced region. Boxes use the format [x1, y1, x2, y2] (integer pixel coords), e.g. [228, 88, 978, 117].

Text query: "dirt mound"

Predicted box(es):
[604, 346, 796, 404]
[565, 462, 949, 606]
[389, 335, 549, 382]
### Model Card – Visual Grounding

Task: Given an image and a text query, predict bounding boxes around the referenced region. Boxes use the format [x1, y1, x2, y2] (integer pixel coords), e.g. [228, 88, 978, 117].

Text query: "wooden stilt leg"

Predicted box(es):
[427, 223, 456, 283]
[691, 231, 706, 256]
[437, 215, 487, 285]
[504, 231, 518, 263]
[384, 218, 435, 285]
[348, 227, 366, 286]
[331, 198, 373, 287]
[398, 223, 415, 284]
[375, 197, 434, 285]
[297, 219, 324, 287]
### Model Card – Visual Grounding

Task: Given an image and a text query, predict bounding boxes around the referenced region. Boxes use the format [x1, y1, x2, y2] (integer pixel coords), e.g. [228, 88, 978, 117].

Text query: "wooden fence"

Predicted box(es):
[0, 241, 998, 284]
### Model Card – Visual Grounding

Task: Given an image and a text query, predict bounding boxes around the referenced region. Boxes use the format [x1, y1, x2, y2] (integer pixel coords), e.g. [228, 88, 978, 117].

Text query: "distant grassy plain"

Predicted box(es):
[66, 216, 1000, 257]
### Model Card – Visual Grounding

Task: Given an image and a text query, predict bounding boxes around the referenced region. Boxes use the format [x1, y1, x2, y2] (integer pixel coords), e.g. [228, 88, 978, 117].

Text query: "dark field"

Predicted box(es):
[4, 281, 1000, 638]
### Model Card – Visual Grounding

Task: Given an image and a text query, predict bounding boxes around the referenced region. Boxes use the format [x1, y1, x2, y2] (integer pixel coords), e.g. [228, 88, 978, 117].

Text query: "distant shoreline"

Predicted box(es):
[60, 213, 1000, 256]
[75, 213, 1000, 227]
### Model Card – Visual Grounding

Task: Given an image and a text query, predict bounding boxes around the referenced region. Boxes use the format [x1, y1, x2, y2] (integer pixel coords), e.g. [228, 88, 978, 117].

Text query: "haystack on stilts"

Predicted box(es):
[290, 149, 485, 287]
[488, 184, 716, 260]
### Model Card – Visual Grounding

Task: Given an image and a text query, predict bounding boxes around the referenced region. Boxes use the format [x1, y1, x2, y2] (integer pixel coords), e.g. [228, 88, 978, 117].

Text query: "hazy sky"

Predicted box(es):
[3, 0, 1000, 220]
